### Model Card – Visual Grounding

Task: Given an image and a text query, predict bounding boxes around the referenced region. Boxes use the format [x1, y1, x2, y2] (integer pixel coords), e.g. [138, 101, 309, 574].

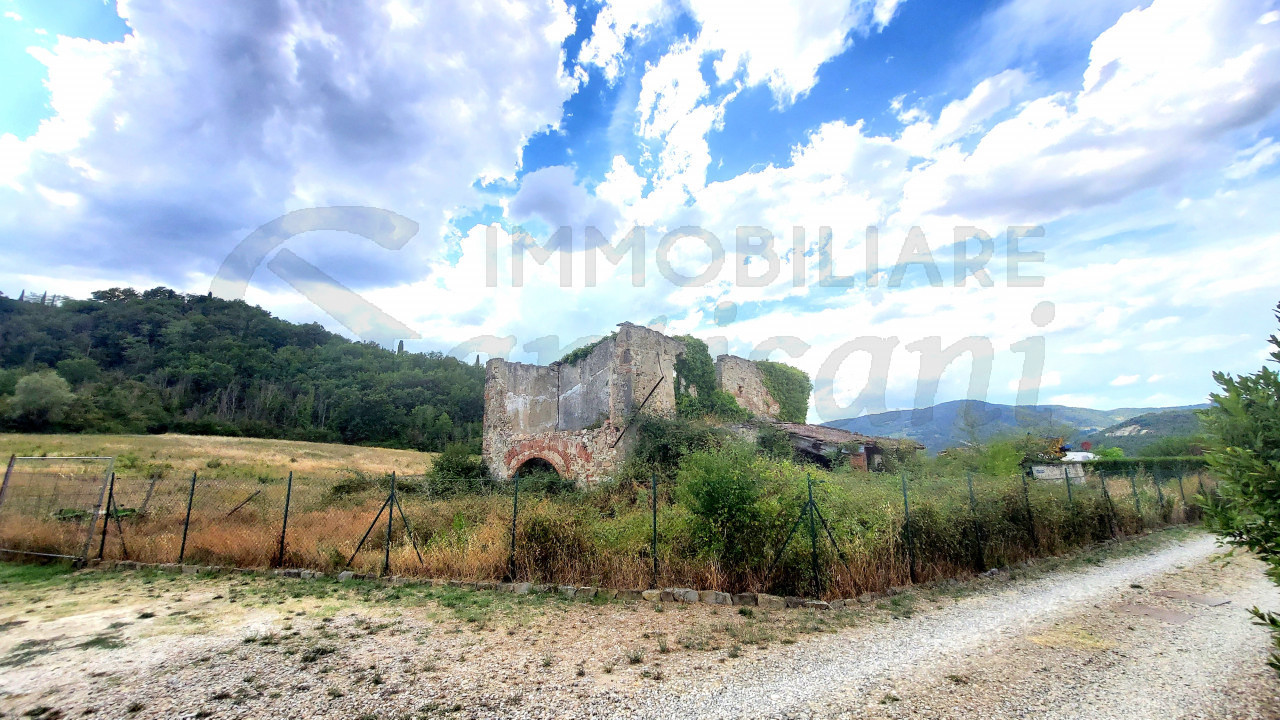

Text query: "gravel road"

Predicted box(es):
[629, 534, 1280, 719]
[1, 531, 1277, 719]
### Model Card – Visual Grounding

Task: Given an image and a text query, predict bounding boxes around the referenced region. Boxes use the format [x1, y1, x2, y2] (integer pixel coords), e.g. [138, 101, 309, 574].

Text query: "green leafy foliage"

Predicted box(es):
[753, 360, 811, 423]
[558, 332, 616, 365]
[1137, 434, 1211, 457]
[0, 288, 484, 450]
[677, 445, 762, 568]
[628, 414, 733, 477]
[431, 442, 489, 480]
[1202, 301, 1280, 674]
[673, 335, 717, 402]
[6, 370, 73, 427]
[1085, 457, 1209, 478]
[672, 336, 748, 421]
[756, 423, 794, 461]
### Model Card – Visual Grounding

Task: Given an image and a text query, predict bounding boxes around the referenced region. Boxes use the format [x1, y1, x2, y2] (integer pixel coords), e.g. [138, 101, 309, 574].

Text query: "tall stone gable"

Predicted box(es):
[715, 355, 780, 420]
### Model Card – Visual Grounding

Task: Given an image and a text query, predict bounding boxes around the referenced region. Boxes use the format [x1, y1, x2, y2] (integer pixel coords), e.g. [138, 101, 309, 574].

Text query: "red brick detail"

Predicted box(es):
[849, 452, 868, 471]
[504, 437, 591, 478]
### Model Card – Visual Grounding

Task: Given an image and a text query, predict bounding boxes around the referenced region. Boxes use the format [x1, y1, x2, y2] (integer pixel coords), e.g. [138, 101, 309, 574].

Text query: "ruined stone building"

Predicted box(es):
[482, 322, 918, 484]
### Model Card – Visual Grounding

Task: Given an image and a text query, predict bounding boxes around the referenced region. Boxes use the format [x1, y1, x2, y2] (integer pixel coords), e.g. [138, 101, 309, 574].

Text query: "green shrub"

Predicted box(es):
[559, 332, 616, 365]
[676, 445, 763, 569]
[756, 423, 794, 461]
[672, 336, 748, 421]
[631, 415, 733, 475]
[1085, 457, 1208, 479]
[432, 442, 488, 480]
[1202, 301, 1280, 674]
[517, 467, 578, 495]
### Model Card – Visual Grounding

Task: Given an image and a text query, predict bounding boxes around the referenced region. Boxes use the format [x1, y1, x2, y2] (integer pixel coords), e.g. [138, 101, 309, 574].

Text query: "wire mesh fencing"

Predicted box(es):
[0, 454, 1223, 598]
[0, 456, 113, 561]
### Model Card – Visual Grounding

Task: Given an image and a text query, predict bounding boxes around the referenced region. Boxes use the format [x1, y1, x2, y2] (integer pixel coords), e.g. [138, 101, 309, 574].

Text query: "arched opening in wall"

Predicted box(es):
[514, 457, 574, 494]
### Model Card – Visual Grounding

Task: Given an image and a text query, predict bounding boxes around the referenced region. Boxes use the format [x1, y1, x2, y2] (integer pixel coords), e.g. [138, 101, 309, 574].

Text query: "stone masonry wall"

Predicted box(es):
[715, 355, 780, 420]
[483, 323, 686, 486]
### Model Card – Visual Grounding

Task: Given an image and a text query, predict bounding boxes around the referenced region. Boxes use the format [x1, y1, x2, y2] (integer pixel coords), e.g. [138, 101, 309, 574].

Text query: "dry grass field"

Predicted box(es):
[0, 433, 437, 481]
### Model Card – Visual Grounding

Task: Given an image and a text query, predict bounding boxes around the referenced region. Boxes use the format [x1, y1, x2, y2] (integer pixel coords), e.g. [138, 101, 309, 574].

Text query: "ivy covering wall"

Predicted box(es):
[674, 336, 748, 421]
[754, 360, 812, 424]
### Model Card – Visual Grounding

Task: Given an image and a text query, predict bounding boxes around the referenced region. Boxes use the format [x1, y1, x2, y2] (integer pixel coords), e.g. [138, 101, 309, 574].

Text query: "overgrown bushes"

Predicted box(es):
[677, 446, 764, 571]
[1202, 300, 1280, 674]
[1085, 456, 1209, 478]
[672, 336, 749, 421]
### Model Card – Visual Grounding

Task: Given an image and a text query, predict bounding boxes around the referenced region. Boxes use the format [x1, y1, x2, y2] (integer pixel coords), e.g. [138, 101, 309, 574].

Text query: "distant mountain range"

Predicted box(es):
[823, 399, 1209, 454]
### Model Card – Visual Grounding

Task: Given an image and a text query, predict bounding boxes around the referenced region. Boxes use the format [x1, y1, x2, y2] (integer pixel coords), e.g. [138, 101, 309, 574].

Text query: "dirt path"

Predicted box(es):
[0, 530, 1276, 719]
[632, 534, 1280, 719]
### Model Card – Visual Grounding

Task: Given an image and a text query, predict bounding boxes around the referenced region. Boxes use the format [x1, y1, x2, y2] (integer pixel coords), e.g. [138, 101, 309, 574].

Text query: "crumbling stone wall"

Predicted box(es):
[715, 355, 780, 420]
[483, 323, 685, 485]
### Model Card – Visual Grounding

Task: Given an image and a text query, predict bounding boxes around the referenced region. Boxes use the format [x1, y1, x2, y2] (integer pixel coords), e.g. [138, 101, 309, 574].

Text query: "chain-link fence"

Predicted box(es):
[0, 456, 113, 561]
[0, 454, 1220, 598]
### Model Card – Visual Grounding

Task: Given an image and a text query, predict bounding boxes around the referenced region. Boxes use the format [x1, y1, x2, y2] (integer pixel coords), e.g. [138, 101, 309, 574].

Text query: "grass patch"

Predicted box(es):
[0, 638, 59, 667]
[77, 633, 127, 650]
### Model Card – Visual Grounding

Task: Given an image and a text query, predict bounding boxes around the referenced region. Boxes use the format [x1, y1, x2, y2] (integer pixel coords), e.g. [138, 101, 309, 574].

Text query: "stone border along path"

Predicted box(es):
[93, 560, 898, 610]
[628, 533, 1266, 719]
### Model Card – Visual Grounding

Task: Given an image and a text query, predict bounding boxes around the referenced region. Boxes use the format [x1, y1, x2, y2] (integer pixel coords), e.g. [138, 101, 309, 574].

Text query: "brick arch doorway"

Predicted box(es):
[513, 456, 559, 478]
[503, 437, 589, 480]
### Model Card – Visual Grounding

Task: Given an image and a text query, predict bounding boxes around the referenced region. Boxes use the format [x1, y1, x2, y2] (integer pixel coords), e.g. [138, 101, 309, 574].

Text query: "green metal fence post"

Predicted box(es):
[966, 471, 983, 571]
[806, 473, 820, 598]
[900, 471, 917, 584]
[1099, 475, 1118, 537]
[382, 472, 396, 577]
[651, 471, 658, 589]
[0, 455, 15, 514]
[1176, 473, 1188, 517]
[1021, 470, 1038, 550]
[178, 471, 197, 564]
[97, 472, 116, 560]
[275, 471, 293, 568]
[508, 471, 519, 580]
[1128, 468, 1143, 527]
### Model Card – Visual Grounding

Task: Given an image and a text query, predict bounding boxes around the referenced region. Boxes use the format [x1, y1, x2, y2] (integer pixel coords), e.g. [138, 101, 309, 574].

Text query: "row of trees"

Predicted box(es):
[0, 288, 485, 451]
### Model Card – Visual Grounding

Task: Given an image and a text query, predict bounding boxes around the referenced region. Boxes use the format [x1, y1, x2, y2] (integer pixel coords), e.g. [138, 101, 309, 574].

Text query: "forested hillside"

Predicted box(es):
[1081, 408, 1208, 456]
[0, 288, 484, 450]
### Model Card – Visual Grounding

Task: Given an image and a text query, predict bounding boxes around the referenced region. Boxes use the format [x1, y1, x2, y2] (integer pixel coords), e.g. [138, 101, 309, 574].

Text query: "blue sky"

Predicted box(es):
[2, 0, 1279, 422]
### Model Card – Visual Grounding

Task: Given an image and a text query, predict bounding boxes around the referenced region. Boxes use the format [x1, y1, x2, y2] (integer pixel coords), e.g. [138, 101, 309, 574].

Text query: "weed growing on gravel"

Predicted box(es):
[77, 633, 126, 650]
[626, 648, 644, 664]
[0, 638, 57, 667]
[882, 593, 917, 619]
